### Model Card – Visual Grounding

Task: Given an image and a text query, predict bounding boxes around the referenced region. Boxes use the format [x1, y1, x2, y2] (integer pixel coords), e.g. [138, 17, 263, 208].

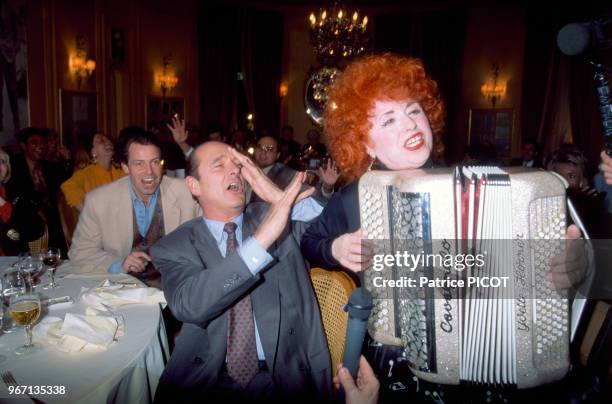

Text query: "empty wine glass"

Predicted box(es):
[9, 289, 41, 355]
[42, 248, 61, 289]
[18, 253, 43, 289]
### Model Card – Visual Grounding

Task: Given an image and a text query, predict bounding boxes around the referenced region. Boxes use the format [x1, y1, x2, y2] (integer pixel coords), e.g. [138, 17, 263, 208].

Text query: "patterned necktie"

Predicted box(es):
[224, 222, 259, 388]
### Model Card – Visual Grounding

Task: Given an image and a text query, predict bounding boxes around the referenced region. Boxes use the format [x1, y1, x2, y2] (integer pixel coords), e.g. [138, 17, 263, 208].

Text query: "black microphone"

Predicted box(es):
[342, 286, 373, 377]
[557, 21, 612, 155]
[557, 22, 592, 56]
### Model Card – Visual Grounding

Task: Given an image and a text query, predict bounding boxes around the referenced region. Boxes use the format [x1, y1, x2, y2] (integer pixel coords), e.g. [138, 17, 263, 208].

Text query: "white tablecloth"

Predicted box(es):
[0, 258, 169, 403]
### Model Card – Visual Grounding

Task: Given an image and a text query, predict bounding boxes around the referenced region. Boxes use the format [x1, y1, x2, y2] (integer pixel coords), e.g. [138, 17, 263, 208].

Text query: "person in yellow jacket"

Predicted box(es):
[61, 132, 125, 211]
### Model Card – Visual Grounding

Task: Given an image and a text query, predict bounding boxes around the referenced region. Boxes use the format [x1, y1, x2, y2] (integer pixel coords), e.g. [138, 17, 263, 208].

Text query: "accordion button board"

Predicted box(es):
[359, 166, 570, 388]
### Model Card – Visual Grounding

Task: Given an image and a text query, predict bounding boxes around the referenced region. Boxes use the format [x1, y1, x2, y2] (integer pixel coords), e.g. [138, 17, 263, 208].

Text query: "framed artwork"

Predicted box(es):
[59, 89, 98, 152]
[146, 96, 185, 140]
[468, 108, 514, 158]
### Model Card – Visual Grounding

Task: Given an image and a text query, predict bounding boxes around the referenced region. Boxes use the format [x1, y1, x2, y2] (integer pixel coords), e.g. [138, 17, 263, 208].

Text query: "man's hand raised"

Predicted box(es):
[228, 147, 314, 203]
[253, 171, 306, 249]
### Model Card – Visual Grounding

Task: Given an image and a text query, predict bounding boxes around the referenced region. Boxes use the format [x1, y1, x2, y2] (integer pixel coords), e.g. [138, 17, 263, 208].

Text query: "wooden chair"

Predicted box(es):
[310, 268, 356, 372]
[28, 210, 48, 254]
[57, 191, 80, 249]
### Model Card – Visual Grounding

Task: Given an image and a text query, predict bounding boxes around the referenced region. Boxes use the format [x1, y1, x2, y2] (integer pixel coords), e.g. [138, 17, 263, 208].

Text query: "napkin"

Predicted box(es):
[34, 309, 124, 353]
[80, 279, 165, 310]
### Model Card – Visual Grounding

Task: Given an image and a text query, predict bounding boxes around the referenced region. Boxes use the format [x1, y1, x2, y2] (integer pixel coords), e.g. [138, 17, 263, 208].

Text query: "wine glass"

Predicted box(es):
[0, 276, 6, 364]
[2, 266, 26, 333]
[18, 253, 43, 289]
[9, 290, 41, 355]
[42, 248, 61, 289]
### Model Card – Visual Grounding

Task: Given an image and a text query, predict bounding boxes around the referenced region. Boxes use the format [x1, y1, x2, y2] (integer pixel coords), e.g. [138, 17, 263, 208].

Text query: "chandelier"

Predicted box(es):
[308, 0, 368, 63]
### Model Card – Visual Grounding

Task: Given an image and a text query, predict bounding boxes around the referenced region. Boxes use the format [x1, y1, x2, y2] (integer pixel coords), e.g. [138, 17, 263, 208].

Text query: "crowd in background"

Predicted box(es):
[0, 122, 611, 260]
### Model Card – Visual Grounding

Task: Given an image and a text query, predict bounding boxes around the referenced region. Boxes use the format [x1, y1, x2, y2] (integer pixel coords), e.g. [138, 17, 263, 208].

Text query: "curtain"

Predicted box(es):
[522, 3, 612, 172]
[198, 4, 282, 137]
[373, 9, 467, 163]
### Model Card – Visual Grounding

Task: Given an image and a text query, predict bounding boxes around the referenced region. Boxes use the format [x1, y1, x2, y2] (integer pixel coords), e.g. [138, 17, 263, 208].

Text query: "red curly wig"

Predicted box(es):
[323, 54, 445, 182]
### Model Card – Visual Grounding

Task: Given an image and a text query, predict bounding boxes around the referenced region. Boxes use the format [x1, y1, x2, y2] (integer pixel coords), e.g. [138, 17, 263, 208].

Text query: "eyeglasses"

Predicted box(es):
[257, 145, 276, 152]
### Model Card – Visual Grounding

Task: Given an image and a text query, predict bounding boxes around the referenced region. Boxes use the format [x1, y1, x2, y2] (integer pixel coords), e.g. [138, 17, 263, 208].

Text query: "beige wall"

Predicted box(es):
[26, 0, 200, 140]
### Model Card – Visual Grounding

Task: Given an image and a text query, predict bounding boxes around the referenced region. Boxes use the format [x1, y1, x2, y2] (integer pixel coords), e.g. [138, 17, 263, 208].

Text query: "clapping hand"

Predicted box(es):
[253, 171, 307, 249]
[228, 147, 314, 204]
[319, 159, 340, 191]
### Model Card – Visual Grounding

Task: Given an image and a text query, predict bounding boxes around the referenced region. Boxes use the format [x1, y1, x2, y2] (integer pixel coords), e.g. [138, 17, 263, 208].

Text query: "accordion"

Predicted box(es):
[359, 167, 570, 388]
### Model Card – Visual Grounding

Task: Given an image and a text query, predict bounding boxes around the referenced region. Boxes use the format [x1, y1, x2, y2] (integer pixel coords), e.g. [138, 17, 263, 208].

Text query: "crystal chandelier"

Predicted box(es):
[308, 0, 368, 63]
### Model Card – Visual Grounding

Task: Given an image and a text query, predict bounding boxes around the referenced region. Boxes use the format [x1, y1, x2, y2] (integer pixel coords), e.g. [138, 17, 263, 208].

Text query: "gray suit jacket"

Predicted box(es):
[151, 203, 333, 400]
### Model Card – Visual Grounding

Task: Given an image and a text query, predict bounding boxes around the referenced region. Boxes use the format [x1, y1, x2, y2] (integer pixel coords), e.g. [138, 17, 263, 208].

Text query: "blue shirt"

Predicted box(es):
[203, 199, 323, 361]
[108, 180, 160, 273]
[204, 214, 271, 360]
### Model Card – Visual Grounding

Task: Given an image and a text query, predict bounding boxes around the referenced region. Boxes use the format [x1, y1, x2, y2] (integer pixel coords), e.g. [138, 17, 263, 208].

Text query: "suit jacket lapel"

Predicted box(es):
[244, 211, 280, 369]
[160, 177, 180, 234]
[114, 179, 134, 256]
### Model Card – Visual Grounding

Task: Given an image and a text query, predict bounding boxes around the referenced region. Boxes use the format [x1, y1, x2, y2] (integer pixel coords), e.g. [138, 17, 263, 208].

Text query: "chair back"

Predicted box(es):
[310, 268, 356, 372]
[57, 191, 79, 249]
[28, 210, 48, 253]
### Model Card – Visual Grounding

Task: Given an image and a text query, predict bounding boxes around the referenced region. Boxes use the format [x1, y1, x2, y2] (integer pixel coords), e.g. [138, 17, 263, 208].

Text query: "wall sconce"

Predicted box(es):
[279, 82, 288, 98]
[69, 36, 96, 89]
[157, 54, 178, 97]
[480, 64, 506, 108]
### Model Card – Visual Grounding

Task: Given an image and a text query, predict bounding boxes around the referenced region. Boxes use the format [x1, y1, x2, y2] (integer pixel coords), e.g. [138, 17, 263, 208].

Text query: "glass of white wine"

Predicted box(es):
[9, 290, 41, 355]
[42, 248, 61, 289]
[2, 265, 26, 333]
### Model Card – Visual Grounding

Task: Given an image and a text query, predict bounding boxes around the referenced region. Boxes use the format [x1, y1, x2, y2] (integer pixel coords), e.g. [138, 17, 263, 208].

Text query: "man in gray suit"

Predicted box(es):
[151, 141, 332, 402]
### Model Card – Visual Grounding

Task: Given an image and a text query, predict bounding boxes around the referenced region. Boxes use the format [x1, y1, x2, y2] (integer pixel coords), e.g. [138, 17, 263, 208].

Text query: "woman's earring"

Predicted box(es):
[367, 157, 376, 171]
[92, 154, 97, 163]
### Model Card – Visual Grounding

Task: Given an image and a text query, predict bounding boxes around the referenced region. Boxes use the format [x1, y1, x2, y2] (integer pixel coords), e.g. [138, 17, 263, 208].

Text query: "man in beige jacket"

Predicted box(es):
[69, 127, 198, 275]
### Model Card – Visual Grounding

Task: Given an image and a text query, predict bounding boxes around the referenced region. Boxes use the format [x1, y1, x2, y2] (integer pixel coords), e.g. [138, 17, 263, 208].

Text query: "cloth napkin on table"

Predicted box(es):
[33, 308, 124, 353]
[80, 279, 166, 310]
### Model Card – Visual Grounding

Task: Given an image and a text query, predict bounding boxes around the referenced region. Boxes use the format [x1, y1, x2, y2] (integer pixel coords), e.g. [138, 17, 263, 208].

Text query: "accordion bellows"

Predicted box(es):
[359, 167, 570, 388]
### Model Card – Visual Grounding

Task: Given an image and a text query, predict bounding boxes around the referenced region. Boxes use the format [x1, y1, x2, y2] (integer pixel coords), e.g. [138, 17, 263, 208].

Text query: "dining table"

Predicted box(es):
[0, 257, 169, 403]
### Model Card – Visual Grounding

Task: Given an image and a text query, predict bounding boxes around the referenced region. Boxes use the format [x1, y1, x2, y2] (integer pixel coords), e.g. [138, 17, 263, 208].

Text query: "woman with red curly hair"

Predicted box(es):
[300, 53, 444, 398]
[302, 54, 588, 401]
[301, 53, 445, 272]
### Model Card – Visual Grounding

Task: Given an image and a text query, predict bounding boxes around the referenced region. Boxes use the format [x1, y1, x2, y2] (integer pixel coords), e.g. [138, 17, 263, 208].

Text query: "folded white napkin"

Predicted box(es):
[34, 308, 124, 353]
[81, 279, 166, 310]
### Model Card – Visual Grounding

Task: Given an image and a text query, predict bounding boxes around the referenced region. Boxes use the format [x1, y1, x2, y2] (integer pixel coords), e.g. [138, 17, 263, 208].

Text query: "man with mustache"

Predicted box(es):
[69, 126, 199, 281]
